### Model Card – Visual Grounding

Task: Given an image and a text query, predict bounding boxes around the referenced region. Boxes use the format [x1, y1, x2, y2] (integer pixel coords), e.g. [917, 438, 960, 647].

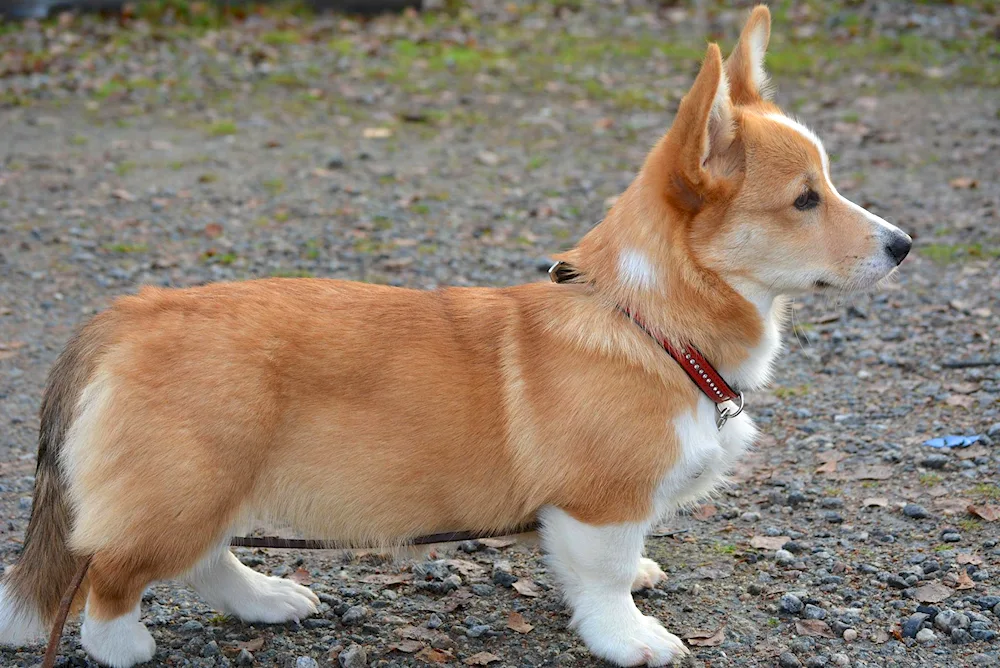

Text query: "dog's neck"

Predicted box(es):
[557, 179, 785, 393]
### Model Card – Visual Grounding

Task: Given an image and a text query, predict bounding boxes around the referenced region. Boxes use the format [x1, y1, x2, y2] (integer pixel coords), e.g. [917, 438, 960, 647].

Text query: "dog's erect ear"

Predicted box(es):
[726, 5, 772, 105]
[657, 43, 735, 208]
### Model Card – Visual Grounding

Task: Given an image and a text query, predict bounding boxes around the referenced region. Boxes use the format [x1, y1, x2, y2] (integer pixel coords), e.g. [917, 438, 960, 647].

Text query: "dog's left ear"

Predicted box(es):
[726, 5, 772, 105]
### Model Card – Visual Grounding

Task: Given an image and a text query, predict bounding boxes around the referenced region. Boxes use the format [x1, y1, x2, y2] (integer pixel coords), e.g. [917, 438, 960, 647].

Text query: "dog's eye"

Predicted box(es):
[794, 189, 820, 211]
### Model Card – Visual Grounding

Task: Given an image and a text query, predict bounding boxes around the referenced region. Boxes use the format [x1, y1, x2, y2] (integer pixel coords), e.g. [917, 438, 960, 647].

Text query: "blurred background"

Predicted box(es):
[2, 2, 999, 667]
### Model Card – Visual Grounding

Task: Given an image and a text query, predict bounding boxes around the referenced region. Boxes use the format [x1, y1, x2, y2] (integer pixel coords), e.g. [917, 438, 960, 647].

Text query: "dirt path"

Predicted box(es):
[2, 2, 999, 666]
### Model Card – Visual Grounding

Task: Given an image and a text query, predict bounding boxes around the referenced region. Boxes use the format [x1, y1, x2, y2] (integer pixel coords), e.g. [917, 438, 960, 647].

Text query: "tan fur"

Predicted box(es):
[5, 6, 907, 640]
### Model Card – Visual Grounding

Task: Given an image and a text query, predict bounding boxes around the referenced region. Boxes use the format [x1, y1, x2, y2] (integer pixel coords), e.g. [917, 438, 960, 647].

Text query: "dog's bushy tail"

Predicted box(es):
[0, 315, 111, 645]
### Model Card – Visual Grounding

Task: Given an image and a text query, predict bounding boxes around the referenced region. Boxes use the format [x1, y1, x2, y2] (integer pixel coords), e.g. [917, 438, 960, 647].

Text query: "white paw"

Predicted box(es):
[228, 576, 319, 624]
[81, 616, 156, 668]
[577, 608, 689, 667]
[631, 558, 667, 592]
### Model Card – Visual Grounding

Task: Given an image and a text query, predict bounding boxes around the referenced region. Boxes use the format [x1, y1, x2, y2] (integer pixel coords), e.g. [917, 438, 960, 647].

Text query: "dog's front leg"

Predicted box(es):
[540, 507, 688, 667]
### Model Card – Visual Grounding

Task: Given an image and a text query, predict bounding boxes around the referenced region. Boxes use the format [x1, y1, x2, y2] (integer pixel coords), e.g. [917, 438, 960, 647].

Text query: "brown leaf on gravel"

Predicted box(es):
[464, 651, 501, 665]
[750, 536, 790, 550]
[361, 573, 413, 586]
[203, 223, 224, 239]
[390, 640, 424, 653]
[795, 620, 835, 638]
[415, 647, 454, 664]
[956, 445, 988, 460]
[445, 559, 486, 579]
[912, 582, 954, 603]
[862, 497, 888, 507]
[815, 451, 846, 474]
[396, 626, 440, 642]
[111, 188, 136, 201]
[692, 504, 717, 521]
[945, 394, 975, 409]
[506, 611, 533, 634]
[684, 626, 725, 647]
[236, 638, 264, 651]
[948, 382, 980, 394]
[967, 505, 1000, 522]
[513, 579, 541, 597]
[949, 177, 978, 189]
[479, 538, 516, 549]
[840, 465, 893, 481]
[957, 554, 984, 566]
[288, 568, 311, 585]
[956, 571, 976, 590]
[934, 497, 974, 515]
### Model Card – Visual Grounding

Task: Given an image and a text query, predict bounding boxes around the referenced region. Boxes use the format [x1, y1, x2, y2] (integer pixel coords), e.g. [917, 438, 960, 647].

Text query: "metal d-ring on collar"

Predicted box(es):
[715, 392, 745, 430]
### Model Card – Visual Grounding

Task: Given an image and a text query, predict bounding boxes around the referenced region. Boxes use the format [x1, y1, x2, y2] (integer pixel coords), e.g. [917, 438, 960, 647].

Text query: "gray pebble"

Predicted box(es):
[941, 532, 962, 543]
[803, 604, 827, 620]
[779, 651, 803, 668]
[923, 454, 949, 469]
[202, 641, 220, 657]
[952, 628, 974, 644]
[935, 610, 970, 633]
[776, 549, 796, 565]
[339, 644, 367, 668]
[903, 504, 930, 519]
[780, 593, 804, 614]
[296, 658, 319, 668]
[236, 649, 254, 666]
[902, 612, 929, 638]
[342, 606, 367, 624]
[916, 628, 936, 643]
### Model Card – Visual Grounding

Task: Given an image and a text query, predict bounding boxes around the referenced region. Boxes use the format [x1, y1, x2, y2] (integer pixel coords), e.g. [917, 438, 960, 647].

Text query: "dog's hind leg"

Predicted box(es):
[184, 545, 318, 624]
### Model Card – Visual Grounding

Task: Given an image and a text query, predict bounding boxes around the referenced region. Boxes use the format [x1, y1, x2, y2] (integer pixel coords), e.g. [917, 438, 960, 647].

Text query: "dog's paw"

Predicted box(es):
[631, 557, 667, 592]
[577, 608, 689, 666]
[229, 577, 319, 624]
[81, 617, 156, 668]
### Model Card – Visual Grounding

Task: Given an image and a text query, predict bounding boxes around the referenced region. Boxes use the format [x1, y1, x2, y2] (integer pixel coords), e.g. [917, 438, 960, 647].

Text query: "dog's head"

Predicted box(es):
[646, 6, 910, 298]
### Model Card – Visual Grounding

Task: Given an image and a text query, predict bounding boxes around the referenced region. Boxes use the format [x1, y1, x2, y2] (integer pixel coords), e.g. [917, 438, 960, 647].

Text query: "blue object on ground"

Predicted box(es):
[923, 435, 983, 448]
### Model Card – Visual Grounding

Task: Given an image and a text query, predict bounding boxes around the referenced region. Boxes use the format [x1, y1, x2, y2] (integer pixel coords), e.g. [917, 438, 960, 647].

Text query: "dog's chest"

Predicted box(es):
[653, 397, 757, 515]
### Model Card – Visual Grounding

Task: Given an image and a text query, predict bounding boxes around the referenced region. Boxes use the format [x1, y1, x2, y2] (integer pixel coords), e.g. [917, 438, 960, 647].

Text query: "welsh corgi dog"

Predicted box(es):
[0, 7, 910, 667]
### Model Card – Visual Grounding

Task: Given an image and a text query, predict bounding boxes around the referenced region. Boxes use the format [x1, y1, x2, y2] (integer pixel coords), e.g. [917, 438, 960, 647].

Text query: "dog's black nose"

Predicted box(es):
[885, 233, 912, 265]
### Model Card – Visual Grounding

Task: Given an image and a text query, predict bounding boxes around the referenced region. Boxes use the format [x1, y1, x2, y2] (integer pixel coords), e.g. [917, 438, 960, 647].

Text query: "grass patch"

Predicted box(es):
[104, 242, 148, 253]
[919, 473, 943, 486]
[206, 120, 238, 137]
[919, 243, 999, 264]
[262, 178, 286, 195]
[114, 161, 136, 177]
[271, 269, 315, 278]
[971, 484, 1000, 500]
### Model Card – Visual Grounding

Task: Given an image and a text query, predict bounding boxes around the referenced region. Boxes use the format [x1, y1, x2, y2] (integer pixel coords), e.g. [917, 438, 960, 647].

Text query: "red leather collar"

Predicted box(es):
[549, 260, 745, 428]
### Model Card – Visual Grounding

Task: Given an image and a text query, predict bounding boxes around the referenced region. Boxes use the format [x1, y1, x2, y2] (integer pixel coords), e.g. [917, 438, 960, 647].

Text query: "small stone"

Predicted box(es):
[976, 595, 1000, 609]
[902, 612, 929, 638]
[922, 561, 940, 575]
[843, 629, 858, 642]
[236, 649, 254, 666]
[326, 152, 346, 169]
[776, 549, 796, 565]
[987, 422, 1000, 438]
[887, 575, 909, 590]
[18, 497, 31, 510]
[180, 620, 204, 634]
[805, 658, 828, 668]
[916, 628, 936, 643]
[824, 511, 844, 524]
[467, 624, 492, 638]
[903, 504, 930, 519]
[779, 651, 803, 668]
[923, 454, 949, 469]
[830, 654, 850, 667]
[339, 644, 367, 668]
[296, 658, 319, 668]
[740, 511, 761, 522]
[780, 593, 804, 614]
[951, 628, 974, 644]
[202, 641, 220, 657]
[342, 606, 367, 625]
[941, 532, 962, 543]
[934, 610, 970, 633]
[303, 618, 332, 629]
[471, 584, 495, 596]
[493, 563, 518, 587]
[803, 604, 827, 620]
[787, 492, 808, 506]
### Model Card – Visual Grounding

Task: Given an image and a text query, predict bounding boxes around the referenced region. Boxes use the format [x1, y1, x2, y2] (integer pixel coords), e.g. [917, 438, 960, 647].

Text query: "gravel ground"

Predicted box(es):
[2, 1, 999, 667]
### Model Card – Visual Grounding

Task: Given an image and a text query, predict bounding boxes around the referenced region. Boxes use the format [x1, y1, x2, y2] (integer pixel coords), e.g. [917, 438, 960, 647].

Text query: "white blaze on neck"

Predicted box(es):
[618, 249, 657, 291]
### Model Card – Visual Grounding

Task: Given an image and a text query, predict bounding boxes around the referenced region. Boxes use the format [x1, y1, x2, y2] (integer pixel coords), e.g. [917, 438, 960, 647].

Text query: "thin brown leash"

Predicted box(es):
[41, 524, 538, 667]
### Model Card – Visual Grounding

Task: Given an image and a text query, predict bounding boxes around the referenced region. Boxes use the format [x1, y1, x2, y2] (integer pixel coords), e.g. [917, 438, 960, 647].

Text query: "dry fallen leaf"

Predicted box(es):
[203, 222, 224, 239]
[236, 638, 264, 651]
[111, 188, 136, 201]
[815, 451, 847, 474]
[945, 394, 975, 409]
[464, 651, 501, 665]
[795, 620, 835, 638]
[949, 177, 978, 189]
[363, 127, 393, 139]
[513, 579, 542, 597]
[479, 538, 516, 549]
[684, 626, 725, 647]
[863, 497, 888, 507]
[948, 382, 980, 394]
[361, 573, 413, 586]
[390, 640, 424, 653]
[506, 611, 533, 634]
[957, 553, 984, 566]
[934, 496, 974, 515]
[288, 568, 311, 585]
[692, 504, 717, 521]
[445, 559, 487, 578]
[415, 647, 453, 664]
[750, 535, 790, 550]
[956, 571, 976, 590]
[912, 582, 954, 603]
[967, 505, 1000, 522]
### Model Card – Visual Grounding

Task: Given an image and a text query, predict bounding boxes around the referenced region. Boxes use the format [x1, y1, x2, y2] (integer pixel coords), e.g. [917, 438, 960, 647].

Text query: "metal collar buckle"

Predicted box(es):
[715, 392, 745, 430]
